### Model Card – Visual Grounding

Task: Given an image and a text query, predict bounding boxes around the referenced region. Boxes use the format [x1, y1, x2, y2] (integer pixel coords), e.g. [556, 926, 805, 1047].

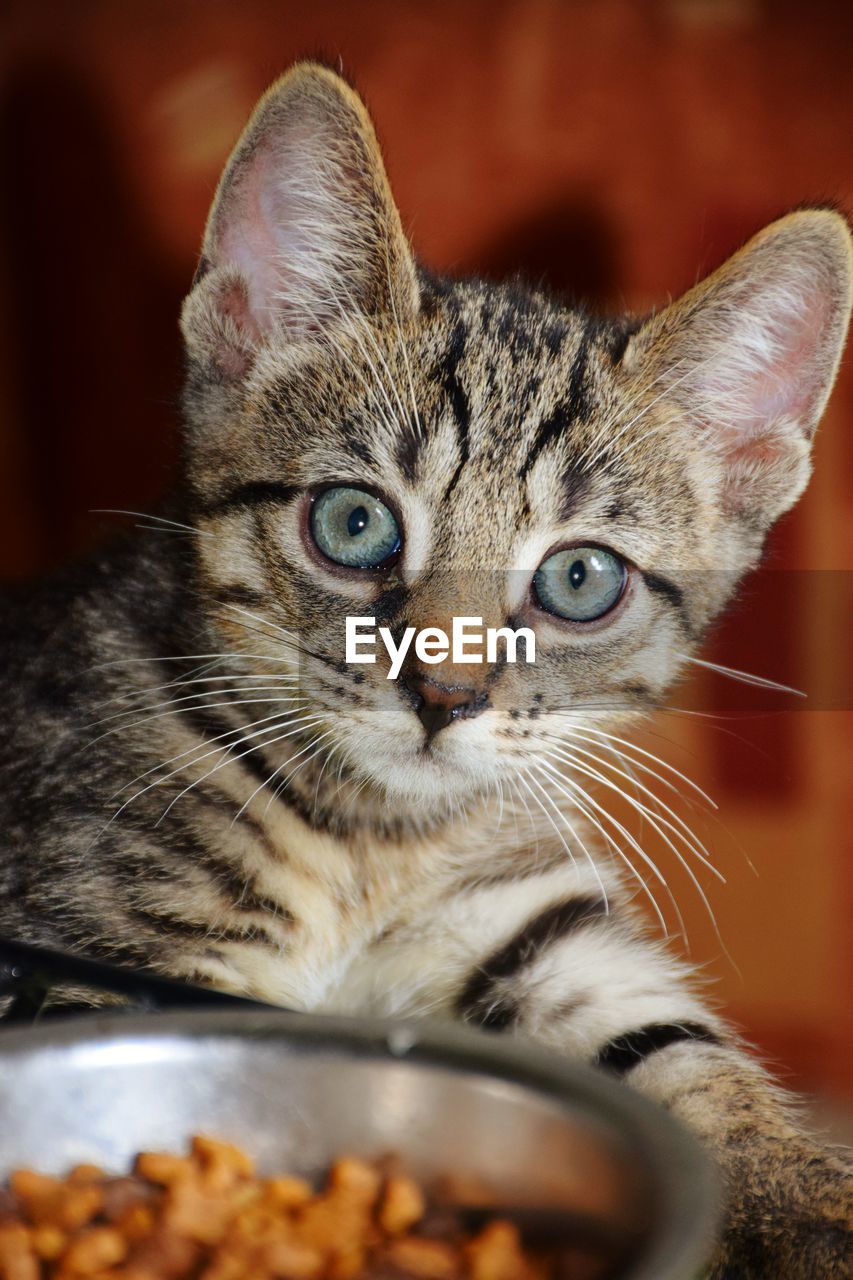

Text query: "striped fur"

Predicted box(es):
[0, 63, 851, 1276]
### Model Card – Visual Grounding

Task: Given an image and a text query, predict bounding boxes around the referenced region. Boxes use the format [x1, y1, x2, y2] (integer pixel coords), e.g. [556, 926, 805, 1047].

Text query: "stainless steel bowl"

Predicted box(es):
[0, 1009, 716, 1277]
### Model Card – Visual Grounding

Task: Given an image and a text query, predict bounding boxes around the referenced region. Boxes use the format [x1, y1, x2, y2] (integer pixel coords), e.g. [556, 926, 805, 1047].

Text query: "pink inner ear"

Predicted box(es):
[752, 286, 829, 429]
[697, 273, 833, 444]
[211, 115, 356, 341]
[218, 150, 285, 336]
[215, 277, 262, 346]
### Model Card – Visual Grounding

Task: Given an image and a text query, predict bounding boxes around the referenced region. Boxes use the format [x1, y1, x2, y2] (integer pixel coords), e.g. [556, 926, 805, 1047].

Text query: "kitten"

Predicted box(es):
[1, 63, 851, 1277]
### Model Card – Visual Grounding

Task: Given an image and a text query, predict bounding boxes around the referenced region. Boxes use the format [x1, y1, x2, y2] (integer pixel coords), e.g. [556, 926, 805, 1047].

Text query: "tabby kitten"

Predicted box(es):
[1, 63, 851, 1277]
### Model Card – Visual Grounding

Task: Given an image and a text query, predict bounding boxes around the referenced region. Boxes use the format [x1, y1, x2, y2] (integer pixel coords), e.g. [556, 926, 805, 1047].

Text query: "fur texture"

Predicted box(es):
[1, 63, 851, 1277]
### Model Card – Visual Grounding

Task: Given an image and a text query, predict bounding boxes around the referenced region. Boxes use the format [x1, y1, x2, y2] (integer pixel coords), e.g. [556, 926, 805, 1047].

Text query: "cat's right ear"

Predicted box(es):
[622, 209, 852, 531]
[180, 63, 418, 379]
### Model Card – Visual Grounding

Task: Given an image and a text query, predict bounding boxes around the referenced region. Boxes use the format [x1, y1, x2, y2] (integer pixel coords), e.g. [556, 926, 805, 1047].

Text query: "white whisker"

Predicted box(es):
[384, 251, 424, 439]
[261, 729, 338, 818]
[678, 654, 805, 698]
[521, 767, 610, 912]
[87, 651, 302, 673]
[531, 759, 675, 939]
[93, 669, 303, 712]
[109, 708, 310, 797]
[110, 710, 322, 815]
[85, 692, 307, 749]
[544, 740, 722, 880]
[86, 682, 301, 732]
[550, 718, 716, 808]
[156, 715, 327, 826]
[90, 509, 214, 537]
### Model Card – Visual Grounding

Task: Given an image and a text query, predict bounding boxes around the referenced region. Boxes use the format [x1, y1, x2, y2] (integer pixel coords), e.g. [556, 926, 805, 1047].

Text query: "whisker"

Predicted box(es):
[583, 358, 703, 469]
[311, 733, 337, 819]
[232, 727, 332, 824]
[90, 509, 214, 537]
[509, 771, 541, 855]
[502, 776, 525, 850]
[571, 358, 686, 468]
[494, 775, 505, 832]
[84, 692, 308, 749]
[544, 739, 721, 878]
[518, 768, 577, 871]
[383, 250, 424, 439]
[325, 313, 402, 438]
[155, 714, 328, 826]
[540, 725, 682, 808]
[531, 758, 676, 939]
[218, 605, 339, 670]
[110, 710, 322, 812]
[329, 279, 413, 433]
[543, 750, 723, 923]
[86, 651, 303, 674]
[521, 766, 610, 912]
[538, 753, 721, 947]
[545, 717, 716, 807]
[86, 682, 301, 732]
[677, 654, 805, 698]
[92, 668, 300, 712]
[88, 710, 323, 853]
[262, 729, 338, 819]
[109, 707, 311, 797]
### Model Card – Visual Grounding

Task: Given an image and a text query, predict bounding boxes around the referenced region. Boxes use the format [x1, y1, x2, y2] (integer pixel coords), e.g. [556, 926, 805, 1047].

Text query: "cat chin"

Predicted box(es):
[359, 753, 489, 808]
[339, 736, 495, 808]
[381, 769, 481, 809]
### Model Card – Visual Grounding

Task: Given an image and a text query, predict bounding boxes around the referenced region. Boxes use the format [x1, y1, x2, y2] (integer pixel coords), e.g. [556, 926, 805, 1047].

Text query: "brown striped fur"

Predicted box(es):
[0, 64, 851, 1276]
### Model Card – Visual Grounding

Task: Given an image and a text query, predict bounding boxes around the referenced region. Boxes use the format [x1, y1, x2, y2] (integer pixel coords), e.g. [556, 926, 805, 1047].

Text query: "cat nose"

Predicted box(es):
[404, 674, 485, 739]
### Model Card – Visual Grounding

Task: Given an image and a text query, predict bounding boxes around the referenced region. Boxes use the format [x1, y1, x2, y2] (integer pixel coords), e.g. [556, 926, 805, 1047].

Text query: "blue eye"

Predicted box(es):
[310, 487, 401, 569]
[534, 546, 626, 621]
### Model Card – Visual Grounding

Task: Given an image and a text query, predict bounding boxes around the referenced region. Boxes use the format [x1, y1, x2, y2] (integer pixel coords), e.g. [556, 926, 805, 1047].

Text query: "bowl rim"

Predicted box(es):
[0, 1007, 718, 1279]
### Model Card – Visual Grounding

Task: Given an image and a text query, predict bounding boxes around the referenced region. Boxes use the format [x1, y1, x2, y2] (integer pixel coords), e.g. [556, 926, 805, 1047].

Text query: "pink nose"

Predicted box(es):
[404, 674, 485, 738]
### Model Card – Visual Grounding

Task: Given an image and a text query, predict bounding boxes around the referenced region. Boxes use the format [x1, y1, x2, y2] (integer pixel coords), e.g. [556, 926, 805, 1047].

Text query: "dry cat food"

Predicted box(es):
[0, 1136, 557, 1279]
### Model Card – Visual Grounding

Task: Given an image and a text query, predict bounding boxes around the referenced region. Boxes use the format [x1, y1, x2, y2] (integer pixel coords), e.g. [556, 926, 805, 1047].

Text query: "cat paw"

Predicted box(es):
[709, 1138, 852, 1279]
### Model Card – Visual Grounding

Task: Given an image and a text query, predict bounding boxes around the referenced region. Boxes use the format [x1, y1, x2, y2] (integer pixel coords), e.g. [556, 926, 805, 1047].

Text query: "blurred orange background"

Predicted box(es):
[0, 1, 850, 1104]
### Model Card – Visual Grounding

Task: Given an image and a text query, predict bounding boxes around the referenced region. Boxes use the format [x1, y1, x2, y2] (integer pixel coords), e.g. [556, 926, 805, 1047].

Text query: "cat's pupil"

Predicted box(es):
[569, 559, 586, 590]
[347, 506, 369, 537]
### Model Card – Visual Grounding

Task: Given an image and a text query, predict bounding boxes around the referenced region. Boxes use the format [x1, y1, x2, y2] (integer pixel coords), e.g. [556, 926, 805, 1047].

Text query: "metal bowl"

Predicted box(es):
[0, 1009, 716, 1277]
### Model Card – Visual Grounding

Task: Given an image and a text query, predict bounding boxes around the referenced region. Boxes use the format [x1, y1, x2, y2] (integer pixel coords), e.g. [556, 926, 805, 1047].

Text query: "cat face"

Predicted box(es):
[179, 64, 852, 810]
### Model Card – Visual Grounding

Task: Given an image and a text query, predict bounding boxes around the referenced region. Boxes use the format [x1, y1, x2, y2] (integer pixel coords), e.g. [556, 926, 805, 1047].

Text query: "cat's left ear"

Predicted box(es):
[623, 209, 852, 528]
[181, 62, 418, 378]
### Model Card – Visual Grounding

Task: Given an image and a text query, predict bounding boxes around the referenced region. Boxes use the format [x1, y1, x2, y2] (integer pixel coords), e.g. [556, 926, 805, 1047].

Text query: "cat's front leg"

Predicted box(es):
[448, 907, 851, 1279]
[361, 877, 850, 1278]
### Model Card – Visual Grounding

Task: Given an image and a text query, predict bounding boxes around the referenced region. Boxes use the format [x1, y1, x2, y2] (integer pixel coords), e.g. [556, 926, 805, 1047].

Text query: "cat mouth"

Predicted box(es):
[336, 707, 498, 802]
[417, 723, 453, 755]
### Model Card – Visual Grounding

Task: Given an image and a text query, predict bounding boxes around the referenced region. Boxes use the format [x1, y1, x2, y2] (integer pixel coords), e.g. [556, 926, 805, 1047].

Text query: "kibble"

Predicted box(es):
[0, 1139, 555, 1279]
